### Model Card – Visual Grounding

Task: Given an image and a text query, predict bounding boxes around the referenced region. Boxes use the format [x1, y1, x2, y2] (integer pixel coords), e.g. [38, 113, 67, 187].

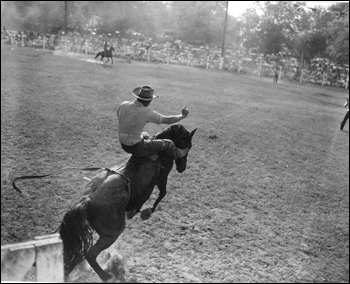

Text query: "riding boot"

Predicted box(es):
[162, 140, 189, 159]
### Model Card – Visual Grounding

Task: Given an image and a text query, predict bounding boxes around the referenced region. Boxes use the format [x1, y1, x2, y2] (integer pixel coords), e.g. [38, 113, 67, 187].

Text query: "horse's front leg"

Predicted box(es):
[140, 186, 166, 221]
[151, 183, 167, 213]
[140, 182, 167, 221]
[126, 207, 141, 220]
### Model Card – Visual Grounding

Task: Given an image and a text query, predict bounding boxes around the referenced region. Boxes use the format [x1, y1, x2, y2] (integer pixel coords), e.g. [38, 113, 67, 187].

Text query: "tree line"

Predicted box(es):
[1, 1, 349, 64]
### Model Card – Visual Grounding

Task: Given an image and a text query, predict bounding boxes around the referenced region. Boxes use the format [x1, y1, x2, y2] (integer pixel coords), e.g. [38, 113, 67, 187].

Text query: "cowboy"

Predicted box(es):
[273, 69, 279, 83]
[117, 86, 190, 159]
[104, 41, 109, 53]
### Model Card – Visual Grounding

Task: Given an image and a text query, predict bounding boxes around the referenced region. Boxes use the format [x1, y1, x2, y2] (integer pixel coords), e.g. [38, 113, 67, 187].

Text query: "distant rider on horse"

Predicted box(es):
[117, 86, 190, 159]
[104, 41, 109, 54]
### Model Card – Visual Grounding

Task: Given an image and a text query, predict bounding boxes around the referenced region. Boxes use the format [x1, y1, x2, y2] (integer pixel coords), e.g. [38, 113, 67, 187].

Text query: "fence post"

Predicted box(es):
[322, 71, 326, 86]
[147, 48, 151, 62]
[345, 75, 349, 89]
[206, 56, 210, 69]
[1, 243, 35, 281]
[35, 237, 63, 282]
[258, 61, 262, 76]
[167, 49, 170, 64]
[220, 57, 224, 70]
[279, 66, 282, 80]
[1, 234, 63, 282]
[300, 69, 303, 83]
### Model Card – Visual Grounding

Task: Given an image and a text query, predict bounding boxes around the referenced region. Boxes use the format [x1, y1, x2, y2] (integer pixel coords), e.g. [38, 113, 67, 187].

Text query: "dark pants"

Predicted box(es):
[340, 111, 349, 130]
[122, 139, 181, 159]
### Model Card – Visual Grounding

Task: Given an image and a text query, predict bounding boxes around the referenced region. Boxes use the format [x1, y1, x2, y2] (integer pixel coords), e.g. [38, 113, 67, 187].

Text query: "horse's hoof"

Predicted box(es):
[100, 271, 115, 282]
[140, 208, 152, 220]
[106, 276, 117, 282]
[105, 254, 126, 282]
[126, 210, 137, 220]
[104, 273, 117, 283]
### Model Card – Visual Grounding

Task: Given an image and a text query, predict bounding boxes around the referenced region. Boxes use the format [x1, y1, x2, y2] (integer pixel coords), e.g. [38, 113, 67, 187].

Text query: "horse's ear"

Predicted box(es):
[190, 128, 197, 137]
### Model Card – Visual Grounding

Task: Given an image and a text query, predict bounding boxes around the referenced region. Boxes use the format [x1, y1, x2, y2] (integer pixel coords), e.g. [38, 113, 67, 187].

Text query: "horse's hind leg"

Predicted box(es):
[85, 236, 117, 281]
[85, 217, 126, 281]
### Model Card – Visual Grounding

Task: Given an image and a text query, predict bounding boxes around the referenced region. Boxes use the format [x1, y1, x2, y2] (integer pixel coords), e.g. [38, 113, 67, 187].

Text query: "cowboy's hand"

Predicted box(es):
[182, 107, 189, 118]
[141, 132, 150, 139]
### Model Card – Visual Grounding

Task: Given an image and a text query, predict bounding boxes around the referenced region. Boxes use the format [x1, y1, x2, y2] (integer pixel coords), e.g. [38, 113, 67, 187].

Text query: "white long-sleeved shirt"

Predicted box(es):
[117, 100, 164, 146]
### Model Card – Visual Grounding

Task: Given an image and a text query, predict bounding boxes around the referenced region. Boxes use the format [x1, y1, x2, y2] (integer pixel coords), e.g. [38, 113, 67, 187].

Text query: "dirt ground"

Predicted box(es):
[1, 44, 349, 283]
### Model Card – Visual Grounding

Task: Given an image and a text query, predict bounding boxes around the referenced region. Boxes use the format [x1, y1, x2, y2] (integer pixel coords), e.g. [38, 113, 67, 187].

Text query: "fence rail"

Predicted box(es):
[2, 32, 349, 89]
[1, 233, 64, 282]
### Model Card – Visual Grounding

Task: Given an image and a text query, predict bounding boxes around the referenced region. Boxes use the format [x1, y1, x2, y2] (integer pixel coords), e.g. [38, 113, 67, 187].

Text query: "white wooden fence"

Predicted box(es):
[1, 233, 64, 282]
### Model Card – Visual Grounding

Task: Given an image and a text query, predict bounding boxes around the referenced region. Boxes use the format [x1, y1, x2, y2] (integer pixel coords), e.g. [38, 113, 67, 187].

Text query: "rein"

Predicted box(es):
[13, 166, 130, 194]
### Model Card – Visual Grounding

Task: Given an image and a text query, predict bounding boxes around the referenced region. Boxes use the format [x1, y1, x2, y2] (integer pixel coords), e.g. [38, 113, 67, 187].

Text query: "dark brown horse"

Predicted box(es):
[59, 124, 197, 281]
[94, 45, 115, 64]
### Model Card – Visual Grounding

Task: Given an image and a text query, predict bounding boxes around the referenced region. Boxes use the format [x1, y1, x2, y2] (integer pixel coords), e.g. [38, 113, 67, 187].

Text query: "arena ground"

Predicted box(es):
[1, 44, 349, 282]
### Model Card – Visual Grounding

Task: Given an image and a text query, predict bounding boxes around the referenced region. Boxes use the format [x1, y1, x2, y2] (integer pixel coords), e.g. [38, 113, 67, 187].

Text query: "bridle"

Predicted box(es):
[173, 134, 192, 164]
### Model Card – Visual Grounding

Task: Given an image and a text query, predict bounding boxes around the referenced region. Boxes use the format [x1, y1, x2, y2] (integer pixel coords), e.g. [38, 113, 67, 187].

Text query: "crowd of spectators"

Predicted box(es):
[2, 26, 349, 88]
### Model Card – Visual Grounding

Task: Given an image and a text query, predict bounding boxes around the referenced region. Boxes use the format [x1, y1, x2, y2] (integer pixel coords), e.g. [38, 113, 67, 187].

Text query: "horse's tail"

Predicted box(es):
[94, 52, 100, 58]
[58, 196, 94, 276]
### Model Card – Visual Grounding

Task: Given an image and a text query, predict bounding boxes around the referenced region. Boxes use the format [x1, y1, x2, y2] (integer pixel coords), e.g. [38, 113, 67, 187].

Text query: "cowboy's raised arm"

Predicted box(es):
[161, 107, 189, 124]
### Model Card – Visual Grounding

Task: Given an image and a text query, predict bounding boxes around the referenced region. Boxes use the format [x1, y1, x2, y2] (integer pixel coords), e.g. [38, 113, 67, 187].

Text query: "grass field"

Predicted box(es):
[1, 43, 349, 283]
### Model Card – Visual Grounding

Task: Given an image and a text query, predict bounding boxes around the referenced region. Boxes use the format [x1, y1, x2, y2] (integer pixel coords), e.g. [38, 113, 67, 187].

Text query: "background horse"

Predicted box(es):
[59, 124, 197, 281]
[94, 45, 115, 64]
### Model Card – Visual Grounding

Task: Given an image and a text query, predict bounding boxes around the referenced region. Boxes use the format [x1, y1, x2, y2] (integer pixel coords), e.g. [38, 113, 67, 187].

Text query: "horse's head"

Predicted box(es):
[156, 124, 197, 173]
[174, 125, 197, 173]
[110, 45, 115, 52]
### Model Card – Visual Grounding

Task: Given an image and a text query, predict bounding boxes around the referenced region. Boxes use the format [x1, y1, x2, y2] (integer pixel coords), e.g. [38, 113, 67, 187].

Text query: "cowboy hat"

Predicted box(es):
[132, 86, 158, 101]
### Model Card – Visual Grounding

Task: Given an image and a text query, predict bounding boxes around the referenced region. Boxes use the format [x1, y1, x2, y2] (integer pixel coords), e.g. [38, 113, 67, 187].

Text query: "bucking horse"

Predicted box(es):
[13, 123, 197, 281]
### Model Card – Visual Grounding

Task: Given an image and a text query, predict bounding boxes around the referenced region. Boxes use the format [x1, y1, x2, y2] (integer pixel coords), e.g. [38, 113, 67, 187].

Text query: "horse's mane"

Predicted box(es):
[155, 124, 189, 141]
